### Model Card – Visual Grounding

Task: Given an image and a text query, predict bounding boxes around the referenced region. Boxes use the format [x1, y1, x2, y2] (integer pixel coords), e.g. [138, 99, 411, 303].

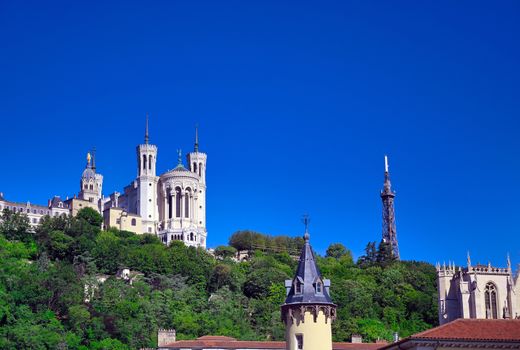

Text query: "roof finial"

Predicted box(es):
[385, 155, 389, 173]
[177, 149, 182, 165]
[194, 123, 199, 152]
[467, 251, 472, 268]
[145, 113, 149, 144]
[302, 214, 310, 242]
[86, 152, 92, 167]
[91, 147, 96, 171]
[507, 253, 511, 270]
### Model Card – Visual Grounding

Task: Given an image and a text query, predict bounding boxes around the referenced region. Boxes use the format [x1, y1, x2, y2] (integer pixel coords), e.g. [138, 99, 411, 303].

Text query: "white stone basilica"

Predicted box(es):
[0, 117, 208, 249]
[102, 118, 208, 248]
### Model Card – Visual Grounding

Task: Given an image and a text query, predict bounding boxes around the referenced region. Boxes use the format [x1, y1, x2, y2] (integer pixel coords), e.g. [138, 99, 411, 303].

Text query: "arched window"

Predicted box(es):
[190, 232, 194, 241]
[193, 162, 197, 173]
[131, 218, 136, 226]
[199, 162, 202, 176]
[143, 154, 147, 170]
[149, 155, 152, 170]
[89, 184, 93, 190]
[485, 282, 498, 319]
[185, 188, 191, 218]
[175, 187, 182, 217]
[168, 189, 173, 219]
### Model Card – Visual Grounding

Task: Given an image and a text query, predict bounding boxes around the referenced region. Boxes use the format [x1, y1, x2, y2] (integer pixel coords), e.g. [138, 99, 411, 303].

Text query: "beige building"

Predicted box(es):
[437, 254, 519, 324]
[103, 207, 142, 234]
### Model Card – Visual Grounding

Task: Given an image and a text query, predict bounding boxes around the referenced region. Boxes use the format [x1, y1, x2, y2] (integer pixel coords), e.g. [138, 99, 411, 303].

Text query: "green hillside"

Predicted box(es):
[0, 208, 438, 349]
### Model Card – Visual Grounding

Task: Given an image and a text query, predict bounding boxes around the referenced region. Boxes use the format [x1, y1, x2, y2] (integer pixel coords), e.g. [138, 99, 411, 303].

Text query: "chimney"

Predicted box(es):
[393, 332, 400, 342]
[158, 329, 176, 346]
[351, 334, 362, 343]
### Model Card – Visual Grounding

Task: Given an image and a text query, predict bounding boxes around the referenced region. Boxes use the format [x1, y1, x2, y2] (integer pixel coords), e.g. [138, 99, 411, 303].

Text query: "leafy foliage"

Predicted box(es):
[0, 209, 438, 348]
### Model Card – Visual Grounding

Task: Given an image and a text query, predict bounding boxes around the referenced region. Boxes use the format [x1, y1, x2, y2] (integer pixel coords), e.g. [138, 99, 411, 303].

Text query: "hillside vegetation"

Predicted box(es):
[0, 208, 438, 349]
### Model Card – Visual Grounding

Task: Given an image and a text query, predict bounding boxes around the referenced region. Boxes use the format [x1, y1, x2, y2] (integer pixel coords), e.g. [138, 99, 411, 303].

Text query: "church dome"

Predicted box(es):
[172, 164, 189, 172]
[82, 167, 96, 181]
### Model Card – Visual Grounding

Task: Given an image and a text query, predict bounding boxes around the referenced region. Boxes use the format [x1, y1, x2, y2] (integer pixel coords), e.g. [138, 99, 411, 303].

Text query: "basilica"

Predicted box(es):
[0, 117, 208, 248]
[101, 117, 208, 248]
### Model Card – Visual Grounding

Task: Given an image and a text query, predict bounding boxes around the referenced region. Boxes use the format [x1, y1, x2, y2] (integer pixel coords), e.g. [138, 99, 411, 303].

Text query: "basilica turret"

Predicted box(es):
[79, 151, 102, 205]
[282, 219, 336, 350]
[136, 114, 159, 234]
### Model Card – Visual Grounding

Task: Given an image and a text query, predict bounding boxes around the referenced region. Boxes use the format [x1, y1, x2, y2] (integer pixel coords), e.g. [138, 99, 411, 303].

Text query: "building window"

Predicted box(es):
[168, 191, 173, 219]
[295, 280, 302, 294]
[116, 219, 121, 224]
[131, 218, 136, 226]
[296, 334, 303, 350]
[175, 187, 181, 218]
[143, 154, 147, 170]
[485, 282, 498, 319]
[185, 189, 190, 218]
[32, 218, 37, 223]
[316, 282, 322, 294]
[149, 155, 152, 170]
[33, 209, 36, 214]
[148, 227, 152, 233]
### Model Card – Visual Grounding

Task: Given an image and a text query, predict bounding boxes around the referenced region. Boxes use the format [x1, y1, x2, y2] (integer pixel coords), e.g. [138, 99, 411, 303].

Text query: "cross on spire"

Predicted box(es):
[194, 123, 199, 152]
[177, 149, 182, 165]
[302, 214, 310, 241]
[144, 113, 149, 144]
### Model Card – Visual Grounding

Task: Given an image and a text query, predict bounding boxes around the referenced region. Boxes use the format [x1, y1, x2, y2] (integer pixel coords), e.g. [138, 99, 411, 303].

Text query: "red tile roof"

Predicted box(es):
[379, 319, 520, 350]
[412, 319, 520, 342]
[162, 336, 385, 349]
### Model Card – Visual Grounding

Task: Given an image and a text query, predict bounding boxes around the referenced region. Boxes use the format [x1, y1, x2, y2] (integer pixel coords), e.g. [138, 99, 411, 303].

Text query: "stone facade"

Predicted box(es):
[102, 120, 208, 248]
[0, 118, 208, 249]
[437, 254, 519, 324]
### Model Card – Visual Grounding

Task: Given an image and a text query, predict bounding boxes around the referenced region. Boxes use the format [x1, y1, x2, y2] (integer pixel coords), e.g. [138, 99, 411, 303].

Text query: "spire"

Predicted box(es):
[177, 149, 182, 165]
[91, 147, 96, 171]
[282, 218, 334, 306]
[467, 251, 472, 268]
[194, 124, 199, 152]
[302, 214, 310, 242]
[144, 113, 149, 144]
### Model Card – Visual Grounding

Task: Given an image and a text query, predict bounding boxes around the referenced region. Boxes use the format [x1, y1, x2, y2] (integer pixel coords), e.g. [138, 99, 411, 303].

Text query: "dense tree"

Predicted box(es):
[0, 214, 438, 348]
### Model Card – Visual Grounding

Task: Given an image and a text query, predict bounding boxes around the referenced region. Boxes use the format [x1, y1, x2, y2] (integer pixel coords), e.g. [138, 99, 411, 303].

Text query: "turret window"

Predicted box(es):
[316, 282, 322, 294]
[296, 334, 303, 350]
[295, 280, 302, 294]
[143, 154, 147, 170]
[149, 155, 152, 170]
[485, 282, 498, 319]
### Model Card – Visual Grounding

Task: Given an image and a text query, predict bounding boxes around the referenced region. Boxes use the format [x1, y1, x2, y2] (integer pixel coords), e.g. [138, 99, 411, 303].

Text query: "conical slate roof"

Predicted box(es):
[283, 233, 334, 305]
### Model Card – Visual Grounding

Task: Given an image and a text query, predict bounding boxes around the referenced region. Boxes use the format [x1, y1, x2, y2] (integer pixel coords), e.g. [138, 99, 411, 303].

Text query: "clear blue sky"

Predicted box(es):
[1, 1, 519, 266]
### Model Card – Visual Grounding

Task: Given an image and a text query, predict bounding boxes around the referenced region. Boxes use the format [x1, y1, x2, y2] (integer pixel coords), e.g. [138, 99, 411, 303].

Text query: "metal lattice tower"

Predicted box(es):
[380, 156, 400, 259]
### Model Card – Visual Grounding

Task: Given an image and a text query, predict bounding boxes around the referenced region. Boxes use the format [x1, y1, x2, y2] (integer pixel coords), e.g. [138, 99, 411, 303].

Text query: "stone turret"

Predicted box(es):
[281, 222, 336, 350]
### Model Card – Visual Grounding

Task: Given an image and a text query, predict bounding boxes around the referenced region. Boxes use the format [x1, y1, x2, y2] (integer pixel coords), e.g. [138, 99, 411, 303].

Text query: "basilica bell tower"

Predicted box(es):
[136, 114, 159, 234]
